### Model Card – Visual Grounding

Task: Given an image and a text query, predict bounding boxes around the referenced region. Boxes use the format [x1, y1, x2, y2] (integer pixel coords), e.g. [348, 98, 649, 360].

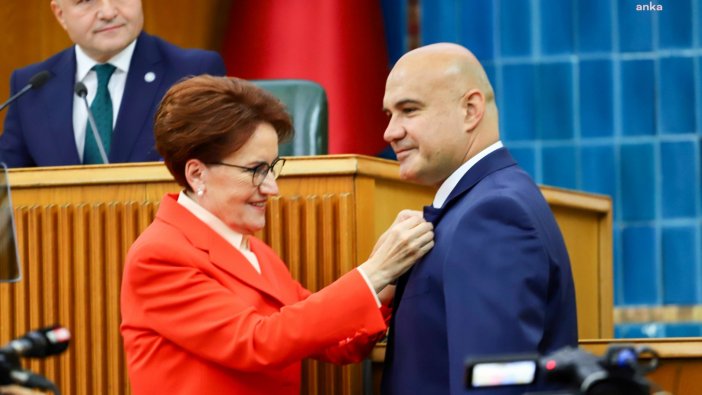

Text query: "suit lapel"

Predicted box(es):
[393, 148, 517, 307]
[44, 48, 81, 164]
[424, 147, 517, 226]
[157, 195, 288, 306]
[111, 32, 164, 162]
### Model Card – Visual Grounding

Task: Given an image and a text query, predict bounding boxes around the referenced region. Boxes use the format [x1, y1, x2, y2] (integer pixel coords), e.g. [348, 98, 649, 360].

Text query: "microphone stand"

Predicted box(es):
[78, 95, 109, 165]
[0, 85, 32, 112]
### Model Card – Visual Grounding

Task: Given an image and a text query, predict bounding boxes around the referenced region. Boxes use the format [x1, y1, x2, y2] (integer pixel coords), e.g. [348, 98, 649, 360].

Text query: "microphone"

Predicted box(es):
[74, 81, 109, 164]
[0, 71, 51, 112]
[0, 325, 70, 358]
[9, 368, 57, 391]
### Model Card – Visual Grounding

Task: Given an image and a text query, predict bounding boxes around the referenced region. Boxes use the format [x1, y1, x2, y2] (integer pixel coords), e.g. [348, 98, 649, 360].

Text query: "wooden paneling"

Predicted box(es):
[0, 0, 232, 128]
[0, 156, 613, 394]
[9, 202, 156, 395]
[542, 186, 614, 339]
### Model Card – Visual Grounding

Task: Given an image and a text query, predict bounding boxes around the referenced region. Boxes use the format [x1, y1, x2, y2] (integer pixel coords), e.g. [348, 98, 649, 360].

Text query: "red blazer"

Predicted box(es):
[121, 194, 388, 395]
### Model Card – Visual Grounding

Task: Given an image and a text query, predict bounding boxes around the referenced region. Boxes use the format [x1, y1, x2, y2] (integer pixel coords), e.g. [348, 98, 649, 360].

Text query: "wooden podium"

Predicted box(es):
[1, 155, 614, 395]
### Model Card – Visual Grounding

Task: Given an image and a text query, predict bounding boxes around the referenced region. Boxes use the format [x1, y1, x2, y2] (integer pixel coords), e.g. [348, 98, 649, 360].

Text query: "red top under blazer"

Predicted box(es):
[121, 194, 388, 395]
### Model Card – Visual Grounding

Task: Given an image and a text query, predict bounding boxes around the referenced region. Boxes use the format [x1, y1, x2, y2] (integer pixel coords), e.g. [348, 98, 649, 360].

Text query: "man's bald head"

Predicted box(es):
[388, 43, 495, 106]
[382, 43, 500, 186]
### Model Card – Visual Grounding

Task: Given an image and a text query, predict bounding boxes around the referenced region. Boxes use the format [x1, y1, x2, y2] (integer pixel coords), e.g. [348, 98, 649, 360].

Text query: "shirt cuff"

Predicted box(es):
[356, 267, 382, 308]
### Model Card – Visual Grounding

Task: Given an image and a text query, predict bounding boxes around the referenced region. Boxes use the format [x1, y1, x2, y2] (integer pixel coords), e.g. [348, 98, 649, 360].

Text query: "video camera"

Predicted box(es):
[465, 344, 661, 394]
[0, 325, 70, 395]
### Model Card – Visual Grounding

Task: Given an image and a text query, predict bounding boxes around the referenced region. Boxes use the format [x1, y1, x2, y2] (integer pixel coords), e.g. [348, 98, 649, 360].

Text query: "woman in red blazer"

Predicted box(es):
[120, 75, 434, 395]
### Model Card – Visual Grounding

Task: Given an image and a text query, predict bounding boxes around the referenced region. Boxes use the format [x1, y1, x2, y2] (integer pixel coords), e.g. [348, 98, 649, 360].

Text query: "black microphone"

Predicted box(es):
[0, 71, 51, 112]
[0, 325, 70, 358]
[9, 368, 57, 391]
[74, 81, 109, 164]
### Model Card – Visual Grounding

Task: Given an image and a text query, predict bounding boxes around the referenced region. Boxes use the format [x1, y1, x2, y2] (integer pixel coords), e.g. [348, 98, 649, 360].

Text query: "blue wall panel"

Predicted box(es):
[509, 146, 537, 177]
[499, 0, 532, 57]
[661, 141, 697, 218]
[536, 63, 574, 140]
[614, 324, 667, 339]
[616, 323, 665, 338]
[542, 145, 577, 189]
[580, 144, 616, 197]
[622, 225, 659, 305]
[401, 0, 702, 338]
[420, 0, 457, 44]
[617, 1, 654, 52]
[620, 143, 655, 221]
[579, 60, 614, 138]
[666, 323, 702, 337]
[621, 60, 656, 136]
[658, 0, 693, 49]
[577, 0, 612, 53]
[457, 1, 494, 61]
[659, 57, 696, 134]
[539, 0, 574, 55]
[501, 64, 537, 142]
[662, 226, 699, 304]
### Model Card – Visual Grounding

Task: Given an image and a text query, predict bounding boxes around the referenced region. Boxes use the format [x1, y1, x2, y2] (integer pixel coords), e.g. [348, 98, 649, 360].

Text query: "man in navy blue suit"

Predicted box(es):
[0, 0, 226, 167]
[381, 43, 578, 394]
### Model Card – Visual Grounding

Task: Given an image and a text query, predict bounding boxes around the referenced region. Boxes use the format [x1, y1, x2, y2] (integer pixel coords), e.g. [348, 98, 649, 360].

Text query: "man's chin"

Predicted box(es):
[398, 163, 419, 182]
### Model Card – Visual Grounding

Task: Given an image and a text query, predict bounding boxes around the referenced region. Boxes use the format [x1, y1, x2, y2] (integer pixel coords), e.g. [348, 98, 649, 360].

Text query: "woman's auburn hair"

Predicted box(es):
[154, 75, 293, 188]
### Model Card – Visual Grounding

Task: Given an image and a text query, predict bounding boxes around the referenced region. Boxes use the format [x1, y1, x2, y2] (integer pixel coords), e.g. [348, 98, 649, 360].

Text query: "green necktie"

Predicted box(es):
[83, 63, 116, 164]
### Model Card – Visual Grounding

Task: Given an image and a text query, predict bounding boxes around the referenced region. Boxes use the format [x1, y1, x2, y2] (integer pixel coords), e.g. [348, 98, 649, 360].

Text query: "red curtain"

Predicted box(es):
[222, 0, 390, 155]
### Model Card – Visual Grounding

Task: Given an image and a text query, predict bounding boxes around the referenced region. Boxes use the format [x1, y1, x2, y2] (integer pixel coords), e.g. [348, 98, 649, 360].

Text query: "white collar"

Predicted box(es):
[176, 191, 248, 250]
[75, 38, 137, 81]
[432, 141, 504, 208]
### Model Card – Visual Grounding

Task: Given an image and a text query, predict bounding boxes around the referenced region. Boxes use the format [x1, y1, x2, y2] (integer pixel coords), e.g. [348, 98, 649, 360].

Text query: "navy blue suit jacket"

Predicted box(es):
[382, 148, 578, 395]
[0, 32, 226, 167]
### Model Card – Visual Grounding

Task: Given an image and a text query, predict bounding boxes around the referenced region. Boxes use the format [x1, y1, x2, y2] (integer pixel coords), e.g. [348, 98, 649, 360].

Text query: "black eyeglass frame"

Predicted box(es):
[206, 157, 286, 187]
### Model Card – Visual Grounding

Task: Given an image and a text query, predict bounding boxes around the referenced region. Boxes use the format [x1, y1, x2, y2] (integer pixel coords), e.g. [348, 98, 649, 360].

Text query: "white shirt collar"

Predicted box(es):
[176, 191, 247, 251]
[75, 38, 137, 81]
[432, 141, 504, 208]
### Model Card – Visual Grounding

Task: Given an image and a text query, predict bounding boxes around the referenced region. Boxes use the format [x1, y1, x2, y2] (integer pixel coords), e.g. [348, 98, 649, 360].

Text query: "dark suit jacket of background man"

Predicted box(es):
[0, 31, 226, 167]
[382, 147, 578, 395]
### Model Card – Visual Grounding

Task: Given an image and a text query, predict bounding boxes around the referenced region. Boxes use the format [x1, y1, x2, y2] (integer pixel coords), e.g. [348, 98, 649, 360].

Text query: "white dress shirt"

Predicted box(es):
[72, 39, 137, 161]
[433, 141, 504, 209]
[177, 191, 262, 273]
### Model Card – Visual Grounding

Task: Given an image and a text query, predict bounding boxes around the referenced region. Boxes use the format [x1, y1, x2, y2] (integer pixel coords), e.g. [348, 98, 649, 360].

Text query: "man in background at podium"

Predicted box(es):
[380, 43, 578, 394]
[0, 0, 226, 167]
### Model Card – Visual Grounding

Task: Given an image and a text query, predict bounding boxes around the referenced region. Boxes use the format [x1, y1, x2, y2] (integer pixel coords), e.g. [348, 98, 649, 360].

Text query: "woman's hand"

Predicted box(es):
[360, 210, 434, 293]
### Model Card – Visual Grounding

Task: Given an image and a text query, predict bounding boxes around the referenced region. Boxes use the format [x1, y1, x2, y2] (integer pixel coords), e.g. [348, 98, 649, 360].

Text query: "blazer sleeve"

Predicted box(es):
[442, 194, 550, 395]
[121, 240, 387, 372]
[0, 71, 34, 167]
[309, 292, 392, 365]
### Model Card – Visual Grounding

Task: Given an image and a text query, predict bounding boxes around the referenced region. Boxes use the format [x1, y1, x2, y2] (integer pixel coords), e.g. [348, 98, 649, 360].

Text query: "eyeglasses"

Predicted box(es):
[206, 157, 286, 187]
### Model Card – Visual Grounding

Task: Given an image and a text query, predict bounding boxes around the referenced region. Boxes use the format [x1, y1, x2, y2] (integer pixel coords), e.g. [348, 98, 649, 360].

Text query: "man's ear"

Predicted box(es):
[184, 159, 207, 192]
[50, 0, 69, 31]
[462, 89, 485, 132]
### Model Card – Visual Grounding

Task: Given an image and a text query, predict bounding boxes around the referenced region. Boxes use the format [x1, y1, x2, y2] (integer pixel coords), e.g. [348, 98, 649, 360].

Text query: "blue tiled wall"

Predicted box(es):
[382, 0, 702, 337]
[662, 226, 700, 304]
[621, 60, 656, 136]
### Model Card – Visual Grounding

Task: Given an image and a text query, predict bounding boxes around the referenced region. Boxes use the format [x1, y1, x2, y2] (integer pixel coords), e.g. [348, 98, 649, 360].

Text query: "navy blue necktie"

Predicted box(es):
[423, 205, 441, 225]
[83, 63, 116, 164]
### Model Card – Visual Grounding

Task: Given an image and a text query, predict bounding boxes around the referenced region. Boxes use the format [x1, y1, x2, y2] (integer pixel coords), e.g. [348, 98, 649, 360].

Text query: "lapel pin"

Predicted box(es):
[144, 72, 156, 83]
